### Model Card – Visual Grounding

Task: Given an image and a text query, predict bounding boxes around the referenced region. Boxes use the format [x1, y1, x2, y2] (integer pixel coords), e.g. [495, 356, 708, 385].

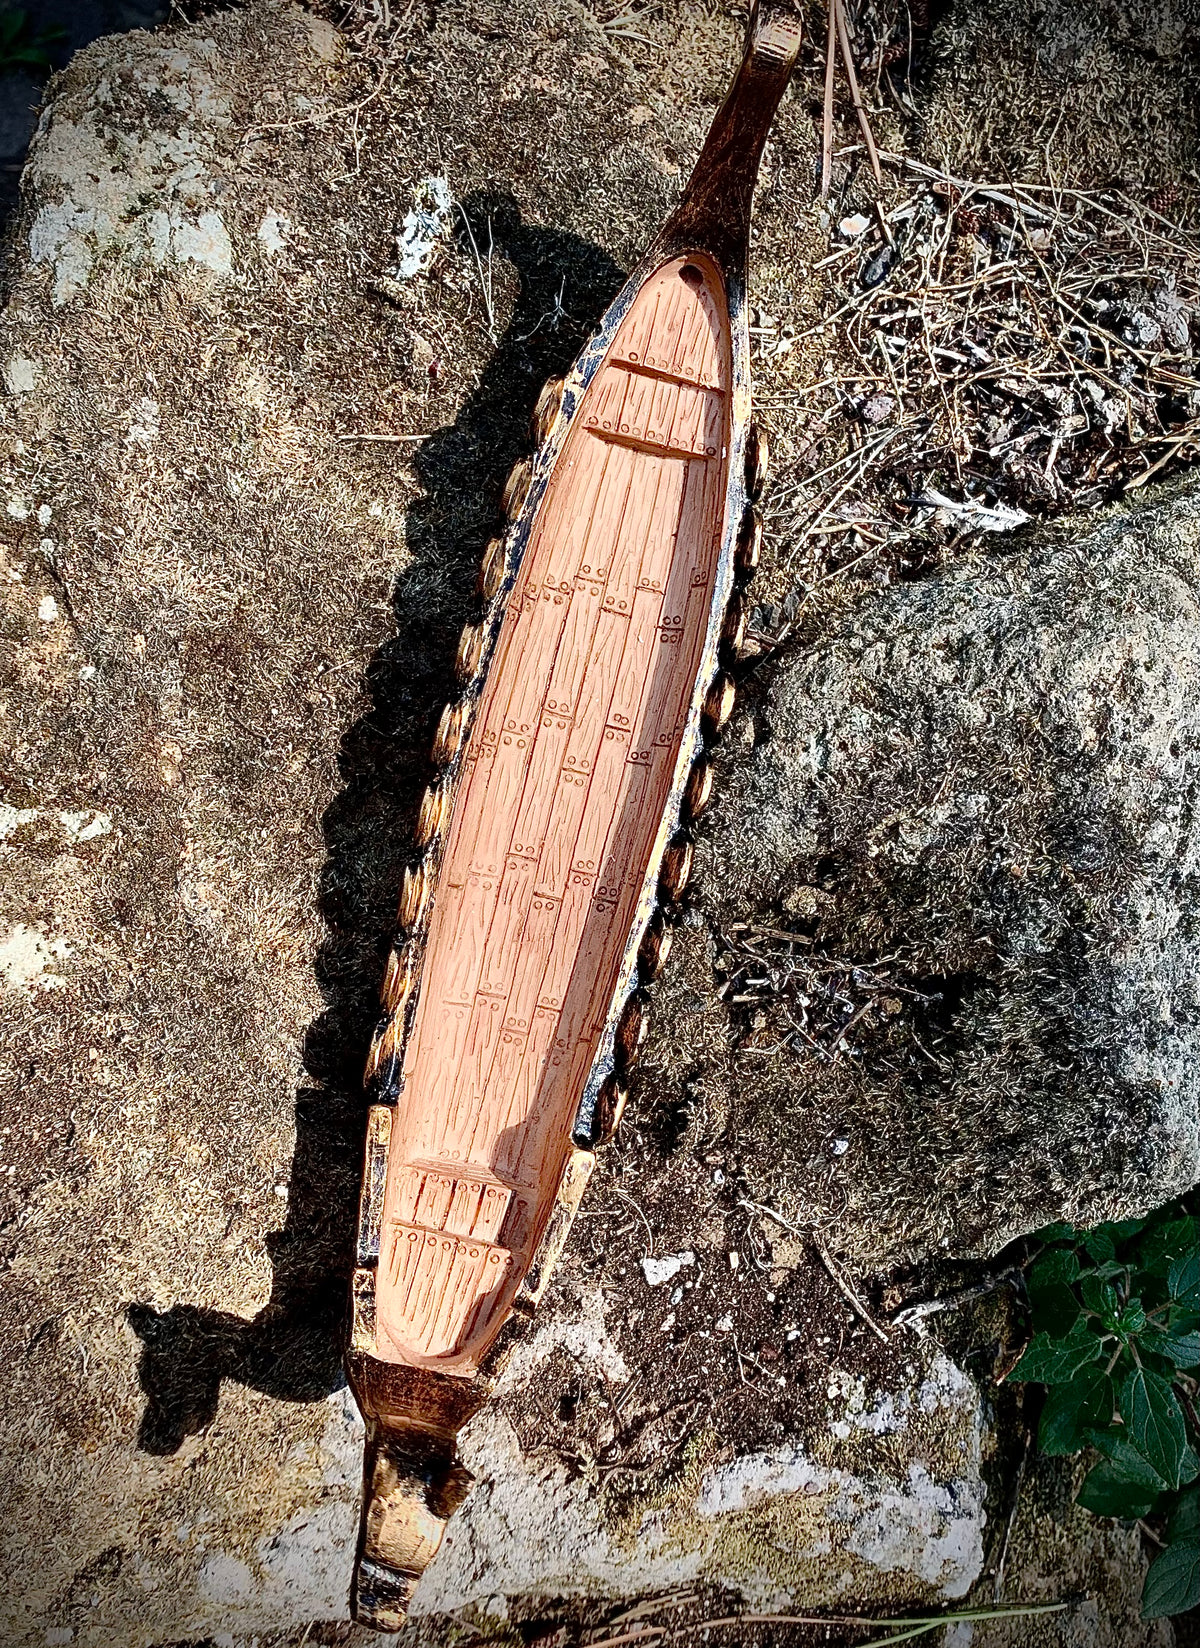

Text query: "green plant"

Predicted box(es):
[0, 7, 65, 75]
[1011, 1199, 1199, 1619]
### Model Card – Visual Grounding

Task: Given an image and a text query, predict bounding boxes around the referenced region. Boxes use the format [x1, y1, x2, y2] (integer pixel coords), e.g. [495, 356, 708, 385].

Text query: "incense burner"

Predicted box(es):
[346, 3, 803, 1624]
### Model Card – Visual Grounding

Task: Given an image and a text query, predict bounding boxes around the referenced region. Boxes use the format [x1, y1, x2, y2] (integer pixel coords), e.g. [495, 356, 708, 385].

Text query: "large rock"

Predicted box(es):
[0, 0, 1193, 1644]
[688, 483, 1200, 1266]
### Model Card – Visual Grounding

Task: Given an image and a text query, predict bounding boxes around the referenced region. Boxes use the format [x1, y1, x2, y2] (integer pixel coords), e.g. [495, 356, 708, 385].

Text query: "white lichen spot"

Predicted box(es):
[258, 211, 290, 257]
[29, 197, 100, 306]
[0, 804, 40, 840]
[697, 1443, 984, 1599]
[842, 1462, 985, 1595]
[7, 496, 28, 520]
[641, 1250, 695, 1287]
[4, 356, 41, 394]
[37, 594, 58, 623]
[36, 503, 52, 526]
[0, 923, 72, 993]
[171, 210, 233, 276]
[60, 810, 112, 842]
[394, 176, 454, 279]
[197, 1552, 256, 1603]
[827, 1354, 977, 1440]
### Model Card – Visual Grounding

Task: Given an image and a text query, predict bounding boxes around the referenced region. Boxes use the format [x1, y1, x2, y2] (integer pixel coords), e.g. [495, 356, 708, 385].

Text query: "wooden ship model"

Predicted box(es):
[346, 2, 803, 1627]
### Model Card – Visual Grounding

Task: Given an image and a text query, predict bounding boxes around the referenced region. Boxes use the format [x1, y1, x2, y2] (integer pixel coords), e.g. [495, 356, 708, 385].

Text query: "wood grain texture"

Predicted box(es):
[374, 256, 731, 1373]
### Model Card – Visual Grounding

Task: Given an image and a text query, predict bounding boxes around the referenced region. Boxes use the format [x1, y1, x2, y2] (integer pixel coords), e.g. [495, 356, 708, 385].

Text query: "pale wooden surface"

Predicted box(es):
[375, 255, 732, 1371]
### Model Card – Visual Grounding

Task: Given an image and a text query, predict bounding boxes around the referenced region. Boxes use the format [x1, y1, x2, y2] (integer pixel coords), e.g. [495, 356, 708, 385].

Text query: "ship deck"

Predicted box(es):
[375, 254, 733, 1372]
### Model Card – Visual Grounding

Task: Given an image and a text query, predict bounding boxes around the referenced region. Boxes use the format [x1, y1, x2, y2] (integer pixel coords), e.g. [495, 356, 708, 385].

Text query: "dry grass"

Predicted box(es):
[748, 157, 1200, 649]
[717, 919, 944, 1065]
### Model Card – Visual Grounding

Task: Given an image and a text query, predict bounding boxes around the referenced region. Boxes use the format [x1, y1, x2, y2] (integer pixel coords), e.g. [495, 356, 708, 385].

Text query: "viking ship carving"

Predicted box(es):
[346, 2, 803, 1626]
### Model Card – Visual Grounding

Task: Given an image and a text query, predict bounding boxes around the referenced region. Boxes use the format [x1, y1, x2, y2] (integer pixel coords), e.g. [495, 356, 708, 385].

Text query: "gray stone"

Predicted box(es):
[695, 484, 1200, 1265]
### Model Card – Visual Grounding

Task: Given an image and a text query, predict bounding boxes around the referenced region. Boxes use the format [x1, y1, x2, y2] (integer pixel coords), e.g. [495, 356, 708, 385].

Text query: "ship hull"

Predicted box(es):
[345, 2, 802, 1625]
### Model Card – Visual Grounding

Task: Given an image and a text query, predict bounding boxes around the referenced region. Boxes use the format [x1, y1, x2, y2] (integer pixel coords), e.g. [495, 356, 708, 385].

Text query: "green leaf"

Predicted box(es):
[1138, 1217, 1198, 1278]
[1107, 1218, 1147, 1243]
[1077, 1458, 1161, 1519]
[1028, 1247, 1081, 1288]
[1117, 1299, 1146, 1334]
[1156, 1329, 1200, 1369]
[1081, 1274, 1120, 1323]
[1038, 1369, 1113, 1456]
[1027, 1256, 1085, 1335]
[1142, 1539, 1200, 1620]
[1012, 1322, 1104, 1385]
[1036, 1222, 1077, 1242]
[1169, 1487, 1200, 1541]
[1168, 1250, 1199, 1308]
[1030, 1287, 1085, 1336]
[1086, 1429, 1174, 1491]
[1083, 1228, 1117, 1264]
[1120, 1366, 1190, 1489]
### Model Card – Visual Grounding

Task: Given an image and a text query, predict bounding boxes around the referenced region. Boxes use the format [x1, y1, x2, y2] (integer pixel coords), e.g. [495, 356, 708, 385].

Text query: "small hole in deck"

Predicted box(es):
[679, 263, 704, 289]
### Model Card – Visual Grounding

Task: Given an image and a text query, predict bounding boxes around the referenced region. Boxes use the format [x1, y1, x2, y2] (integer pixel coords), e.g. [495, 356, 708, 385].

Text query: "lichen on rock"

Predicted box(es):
[416, 1321, 987, 1617]
[26, 35, 236, 302]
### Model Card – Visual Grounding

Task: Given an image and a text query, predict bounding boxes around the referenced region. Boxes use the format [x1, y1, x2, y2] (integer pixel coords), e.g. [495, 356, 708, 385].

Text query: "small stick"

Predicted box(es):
[738, 1199, 890, 1341]
[821, 0, 837, 199]
[457, 203, 497, 340]
[833, 0, 883, 184]
[811, 1228, 890, 1342]
[585, 1603, 1071, 1648]
[892, 1268, 1023, 1330]
[336, 432, 427, 442]
[612, 1186, 655, 1255]
[1124, 426, 1200, 489]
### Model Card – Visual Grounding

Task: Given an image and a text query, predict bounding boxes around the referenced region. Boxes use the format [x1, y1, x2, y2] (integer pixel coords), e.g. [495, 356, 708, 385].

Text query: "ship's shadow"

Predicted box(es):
[127, 193, 625, 1455]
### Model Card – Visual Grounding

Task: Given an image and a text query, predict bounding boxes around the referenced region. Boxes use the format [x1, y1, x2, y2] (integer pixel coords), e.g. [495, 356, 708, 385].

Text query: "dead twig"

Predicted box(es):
[738, 1199, 891, 1342]
[891, 1267, 1024, 1330]
[336, 432, 426, 442]
[820, 0, 837, 199]
[584, 1602, 1070, 1648]
[833, 0, 883, 185]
